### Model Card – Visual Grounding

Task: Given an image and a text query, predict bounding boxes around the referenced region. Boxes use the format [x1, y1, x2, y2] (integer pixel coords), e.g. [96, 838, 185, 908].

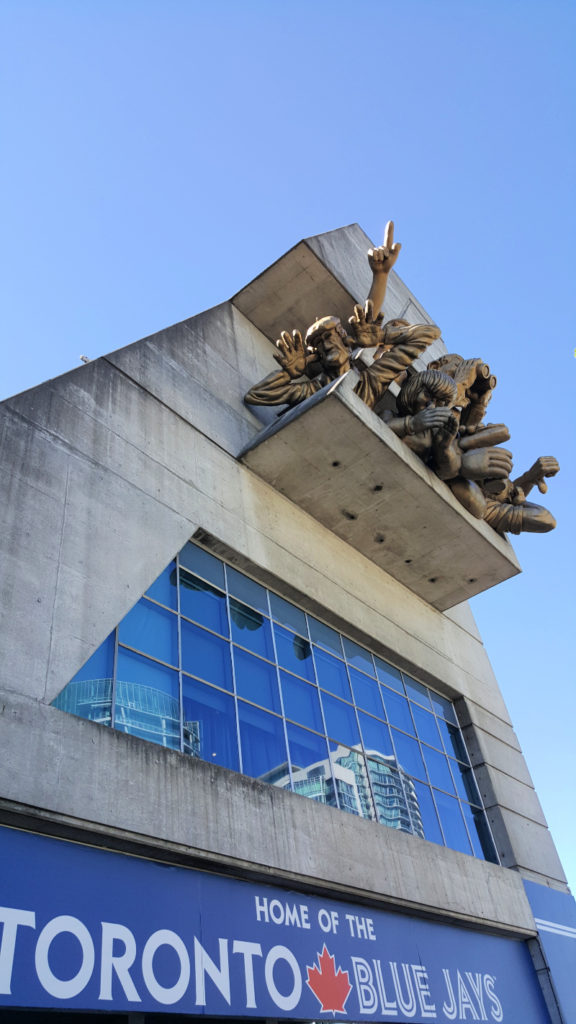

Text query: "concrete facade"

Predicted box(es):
[0, 225, 571, 1020]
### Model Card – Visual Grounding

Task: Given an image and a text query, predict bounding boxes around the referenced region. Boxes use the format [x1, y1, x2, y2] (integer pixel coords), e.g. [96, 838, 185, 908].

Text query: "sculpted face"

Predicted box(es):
[315, 325, 351, 376]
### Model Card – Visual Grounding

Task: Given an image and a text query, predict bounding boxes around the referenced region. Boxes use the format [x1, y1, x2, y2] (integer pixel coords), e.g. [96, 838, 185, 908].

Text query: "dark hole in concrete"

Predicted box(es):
[372, 484, 383, 492]
[405, 559, 412, 564]
[332, 460, 341, 467]
[342, 510, 357, 521]
[428, 577, 437, 583]
[374, 533, 386, 544]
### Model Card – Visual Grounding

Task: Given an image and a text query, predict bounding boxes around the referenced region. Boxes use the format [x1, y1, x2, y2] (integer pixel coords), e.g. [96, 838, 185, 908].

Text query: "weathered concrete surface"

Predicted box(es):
[0, 690, 539, 937]
[240, 373, 521, 610]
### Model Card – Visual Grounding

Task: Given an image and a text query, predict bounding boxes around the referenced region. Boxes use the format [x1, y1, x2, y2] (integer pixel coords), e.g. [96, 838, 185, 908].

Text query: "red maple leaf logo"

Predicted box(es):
[306, 944, 352, 1015]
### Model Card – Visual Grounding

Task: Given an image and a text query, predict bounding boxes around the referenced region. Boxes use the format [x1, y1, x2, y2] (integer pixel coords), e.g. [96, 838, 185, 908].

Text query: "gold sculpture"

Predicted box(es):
[244, 222, 559, 536]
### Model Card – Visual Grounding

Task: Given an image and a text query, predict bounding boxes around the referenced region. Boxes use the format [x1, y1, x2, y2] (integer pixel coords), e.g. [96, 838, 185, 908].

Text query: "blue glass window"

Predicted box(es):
[430, 691, 458, 724]
[404, 676, 432, 708]
[179, 542, 225, 589]
[349, 668, 384, 717]
[308, 617, 343, 657]
[392, 729, 426, 781]
[274, 624, 314, 681]
[413, 781, 444, 845]
[71, 631, 115, 683]
[238, 703, 287, 781]
[280, 671, 323, 732]
[451, 761, 481, 806]
[115, 648, 180, 751]
[181, 619, 233, 690]
[321, 693, 360, 747]
[182, 677, 239, 771]
[146, 561, 178, 610]
[227, 567, 268, 615]
[374, 657, 404, 692]
[230, 598, 274, 659]
[269, 592, 307, 635]
[287, 724, 331, 782]
[342, 638, 374, 675]
[410, 704, 443, 749]
[358, 712, 393, 758]
[434, 790, 473, 856]
[436, 718, 469, 763]
[421, 744, 457, 794]
[314, 647, 351, 699]
[381, 687, 416, 735]
[52, 632, 115, 725]
[233, 647, 280, 714]
[179, 569, 228, 635]
[118, 598, 178, 666]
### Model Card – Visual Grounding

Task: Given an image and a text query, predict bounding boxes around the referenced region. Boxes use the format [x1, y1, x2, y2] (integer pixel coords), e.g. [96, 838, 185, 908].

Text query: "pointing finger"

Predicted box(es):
[384, 220, 394, 248]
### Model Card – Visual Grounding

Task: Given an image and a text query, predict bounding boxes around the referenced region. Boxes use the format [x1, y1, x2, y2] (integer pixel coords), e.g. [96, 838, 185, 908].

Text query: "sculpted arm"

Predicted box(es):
[366, 221, 402, 315]
[245, 330, 319, 407]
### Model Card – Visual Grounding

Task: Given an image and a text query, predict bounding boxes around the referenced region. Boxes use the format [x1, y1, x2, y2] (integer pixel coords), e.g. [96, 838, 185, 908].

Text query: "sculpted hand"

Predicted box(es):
[410, 407, 455, 433]
[368, 221, 402, 275]
[522, 456, 560, 494]
[460, 447, 514, 481]
[348, 299, 384, 348]
[273, 330, 311, 379]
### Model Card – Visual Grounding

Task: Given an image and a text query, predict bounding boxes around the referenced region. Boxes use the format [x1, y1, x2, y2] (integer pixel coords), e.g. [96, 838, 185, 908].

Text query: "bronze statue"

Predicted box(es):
[244, 223, 441, 412]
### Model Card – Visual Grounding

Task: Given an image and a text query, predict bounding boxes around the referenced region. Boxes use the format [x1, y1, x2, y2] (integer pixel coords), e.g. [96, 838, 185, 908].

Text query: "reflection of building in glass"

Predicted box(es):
[269, 745, 424, 838]
[53, 679, 200, 756]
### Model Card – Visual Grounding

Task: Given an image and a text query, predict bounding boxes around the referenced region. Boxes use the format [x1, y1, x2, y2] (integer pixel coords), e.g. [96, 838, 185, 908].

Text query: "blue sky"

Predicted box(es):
[1, 1, 575, 892]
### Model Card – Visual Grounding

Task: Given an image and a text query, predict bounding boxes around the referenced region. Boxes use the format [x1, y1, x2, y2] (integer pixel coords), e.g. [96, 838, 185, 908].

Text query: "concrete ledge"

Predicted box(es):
[240, 373, 521, 611]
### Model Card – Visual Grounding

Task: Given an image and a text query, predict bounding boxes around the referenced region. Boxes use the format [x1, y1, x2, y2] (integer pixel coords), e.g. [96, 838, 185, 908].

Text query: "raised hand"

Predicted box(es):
[273, 330, 311, 379]
[368, 221, 402, 276]
[410, 407, 455, 434]
[460, 447, 514, 481]
[348, 299, 384, 348]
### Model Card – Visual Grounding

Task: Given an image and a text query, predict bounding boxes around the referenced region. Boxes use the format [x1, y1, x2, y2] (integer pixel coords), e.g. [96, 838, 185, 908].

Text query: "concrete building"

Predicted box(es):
[0, 224, 574, 1022]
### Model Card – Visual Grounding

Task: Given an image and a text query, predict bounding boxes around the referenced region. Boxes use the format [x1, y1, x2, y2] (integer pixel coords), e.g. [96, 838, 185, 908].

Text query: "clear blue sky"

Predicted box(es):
[1, 1, 575, 892]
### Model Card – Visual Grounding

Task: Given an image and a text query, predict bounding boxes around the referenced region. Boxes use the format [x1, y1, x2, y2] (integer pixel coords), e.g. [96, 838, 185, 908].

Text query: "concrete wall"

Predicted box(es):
[0, 226, 568, 949]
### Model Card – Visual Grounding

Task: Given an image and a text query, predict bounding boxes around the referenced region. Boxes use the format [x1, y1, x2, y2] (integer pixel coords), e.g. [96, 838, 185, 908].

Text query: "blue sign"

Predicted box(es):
[0, 826, 550, 1020]
[524, 879, 576, 1023]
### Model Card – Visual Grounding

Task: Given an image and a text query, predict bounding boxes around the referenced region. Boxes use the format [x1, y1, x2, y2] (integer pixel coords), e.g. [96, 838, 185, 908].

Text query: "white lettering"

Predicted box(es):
[269, 900, 284, 925]
[194, 937, 230, 1006]
[142, 929, 190, 1005]
[232, 940, 262, 1008]
[442, 968, 458, 1020]
[484, 975, 503, 1022]
[255, 897, 269, 923]
[457, 971, 480, 1020]
[264, 945, 302, 1011]
[346, 914, 375, 940]
[389, 962, 416, 1017]
[0, 907, 35, 995]
[351, 957, 378, 1013]
[373, 959, 398, 1016]
[466, 972, 488, 1020]
[412, 965, 436, 1018]
[99, 922, 140, 1002]
[35, 915, 94, 999]
[318, 908, 333, 933]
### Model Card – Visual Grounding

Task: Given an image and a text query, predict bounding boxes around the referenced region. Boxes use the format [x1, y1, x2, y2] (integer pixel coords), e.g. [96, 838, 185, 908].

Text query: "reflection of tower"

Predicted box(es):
[52, 679, 201, 756]
[270, 744, 424, 838]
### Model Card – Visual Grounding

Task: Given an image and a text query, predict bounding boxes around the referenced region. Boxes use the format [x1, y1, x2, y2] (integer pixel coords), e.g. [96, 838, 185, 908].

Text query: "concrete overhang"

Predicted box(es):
[240, 373, 521, 611]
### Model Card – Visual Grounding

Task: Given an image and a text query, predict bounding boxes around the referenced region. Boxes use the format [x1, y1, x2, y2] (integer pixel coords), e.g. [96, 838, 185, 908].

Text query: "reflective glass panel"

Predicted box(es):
[233, 647, 280, 714]
[349, 667, 385, 717]
[145, 561, 178, 610]
[227, 567, 268, 615]
[403, 675, 432, 708]
[391, 729, 426, 781]
[358, 712, 393, 758]
[329, 744, 373, 819]
[115, 649, 180, 750]
[436, 718, 469, 763]
[182, 677, 239, 770]
[179, 542, 225, 589]
[52, 632, 115, 726]
[421, 744, 457, 794]
[413, 781, 444, 845]
[430, 691, 458, 724]
[342, 638, 375, 675]
[308, 617, 343, 657]
[450, 761, 481, 806]
[313, 647, 351, 699]
[280, 671, 323, 732]
[118, 598, 178, 666]
[181, 619, 233, 690]
[179, 569, 228, 636]
[71, 631, 115, 683]
[463, 804, 498, 863]
[230, 598, 274, 659]
[410, 704, 443, 749]
[374, 657, 404, 692]
[321, 693, 360, 747]
[434, 790, 473, 855]
[274, 625, 314, 681]
[381, 688, 416, 735]
[238, 703, 288, 781]
[269, 593, 307, 636]
[287, 724, 334, 804]
[460, 802, 487, 861]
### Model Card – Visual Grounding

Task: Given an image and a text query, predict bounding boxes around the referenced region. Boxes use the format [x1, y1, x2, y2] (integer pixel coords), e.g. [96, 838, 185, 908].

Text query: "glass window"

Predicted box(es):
[342, 638, 375, 675]
[233, 647, 281, 714]
[450, 761, 481, 806]
[321, 693, 360, 747]
[280, 671, 324, 733]
[329, 744, 373, 820]
[227, 567, 268, 615]
[462, 803, 498, 863]
[182, 677, 239, 771]
[436, 718, 470, 763]
[391, 729, 427, 781]
[145, 561, 178, 610]
[413, 782, 444, 845]
[179, 542, 225, 589]
[434, 790, 473, 856]
[115, 648, 180, 750]
[274, 624, 314, 681]
[230, 598, 274, 659]
[70, 631, 115, 683]
[411, 704, 443, 749]
[238, 703, 288, 781]
[374, 657, 404, 692]
[421, 744, 457, 795]
[52, 631, 115, 726]
[181, 619, 233, 690]
[429, 691, 458, 724]
[308, 617, 343, 657]
[358, 712, 393, 758]
[349, 667, 385, 718]
[269, 592, 307, 635]
[381, 687, 416, 735]
[179, 569, 228, 636]
[287, 724, 333, 801]
[118, 598, 178, 666]
[403, 675, 432, 708]
[313, 647, 351, 699]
